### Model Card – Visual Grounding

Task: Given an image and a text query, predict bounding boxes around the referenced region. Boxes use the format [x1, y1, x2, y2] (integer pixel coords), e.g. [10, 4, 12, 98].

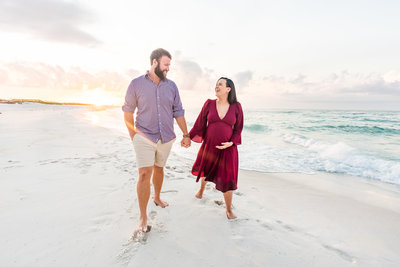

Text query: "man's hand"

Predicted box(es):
[124, 112, 136, 141]
[181, 137, 191, 148]
[216, 142, 233, 150]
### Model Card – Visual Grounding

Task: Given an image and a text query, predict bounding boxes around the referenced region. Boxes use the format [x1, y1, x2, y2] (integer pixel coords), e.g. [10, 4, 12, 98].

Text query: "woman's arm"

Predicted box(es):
[189, 99, 211, 143]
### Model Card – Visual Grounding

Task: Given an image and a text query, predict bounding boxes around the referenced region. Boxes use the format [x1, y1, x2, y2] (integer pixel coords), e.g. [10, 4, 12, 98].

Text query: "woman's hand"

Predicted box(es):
[216, 142, 233, 149]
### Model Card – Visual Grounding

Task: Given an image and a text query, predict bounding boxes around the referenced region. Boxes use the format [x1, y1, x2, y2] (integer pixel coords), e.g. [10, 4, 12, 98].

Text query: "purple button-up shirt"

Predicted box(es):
[122, 72, 185, 144]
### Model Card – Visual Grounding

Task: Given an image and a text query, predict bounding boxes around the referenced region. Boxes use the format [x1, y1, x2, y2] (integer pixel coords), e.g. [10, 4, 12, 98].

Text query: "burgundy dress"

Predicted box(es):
[189, 99, 244, 192]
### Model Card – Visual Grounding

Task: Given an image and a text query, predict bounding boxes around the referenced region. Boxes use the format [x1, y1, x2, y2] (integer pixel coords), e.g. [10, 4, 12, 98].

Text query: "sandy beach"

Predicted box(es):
[1, 103, 400, 267]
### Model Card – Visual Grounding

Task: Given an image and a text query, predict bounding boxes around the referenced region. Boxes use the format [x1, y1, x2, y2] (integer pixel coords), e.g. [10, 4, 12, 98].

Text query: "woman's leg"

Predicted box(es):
[223, 190, 237, 219]
[195, 177, 207, 199]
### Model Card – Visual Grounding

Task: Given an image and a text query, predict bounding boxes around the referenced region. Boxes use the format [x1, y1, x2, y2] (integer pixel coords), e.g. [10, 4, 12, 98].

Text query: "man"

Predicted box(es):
[123, 48, 191, 233]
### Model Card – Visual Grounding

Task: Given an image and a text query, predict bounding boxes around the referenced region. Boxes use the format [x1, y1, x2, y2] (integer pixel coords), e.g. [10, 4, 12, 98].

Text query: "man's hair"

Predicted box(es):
[150, 48, 171, 65]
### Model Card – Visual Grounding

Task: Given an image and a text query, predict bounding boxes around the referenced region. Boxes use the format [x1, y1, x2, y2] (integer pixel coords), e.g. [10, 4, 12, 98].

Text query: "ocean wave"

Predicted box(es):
[283, 133, 400, 184]
[361, 118, 400, 123]
[295, 125, 400, 135]
[244, 124, 270, 132]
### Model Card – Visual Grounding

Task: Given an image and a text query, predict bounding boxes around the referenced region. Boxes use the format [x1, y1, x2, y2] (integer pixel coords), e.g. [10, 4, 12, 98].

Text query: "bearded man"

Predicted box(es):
[123, 48, 191, 234]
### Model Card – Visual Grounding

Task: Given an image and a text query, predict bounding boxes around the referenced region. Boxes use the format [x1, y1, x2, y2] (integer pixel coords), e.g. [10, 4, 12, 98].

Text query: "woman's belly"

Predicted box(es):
[205, 122, 233, 146]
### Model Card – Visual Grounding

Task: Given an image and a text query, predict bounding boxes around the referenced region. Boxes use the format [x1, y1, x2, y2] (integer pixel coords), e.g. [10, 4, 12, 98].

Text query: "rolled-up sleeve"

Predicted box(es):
[172, 82, 185, 118]
[122, 81, 137, 113]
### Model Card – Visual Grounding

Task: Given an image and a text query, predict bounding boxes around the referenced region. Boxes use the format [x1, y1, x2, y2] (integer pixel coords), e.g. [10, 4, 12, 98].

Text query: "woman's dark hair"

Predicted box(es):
[219, 77, 238, 104]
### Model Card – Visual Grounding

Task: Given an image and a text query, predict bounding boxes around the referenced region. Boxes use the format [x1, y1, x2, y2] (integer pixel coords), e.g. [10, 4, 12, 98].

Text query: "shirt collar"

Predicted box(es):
[145, 70, 168, 84]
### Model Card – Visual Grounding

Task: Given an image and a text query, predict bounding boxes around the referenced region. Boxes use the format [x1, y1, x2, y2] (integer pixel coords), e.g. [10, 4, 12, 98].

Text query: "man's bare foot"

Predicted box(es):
[136, 217, 149, 233]
[154, 199, 169, 208]
[195, 191, 203, 199]
[226, 211, 237, 220]
[135, 225, 151, 234]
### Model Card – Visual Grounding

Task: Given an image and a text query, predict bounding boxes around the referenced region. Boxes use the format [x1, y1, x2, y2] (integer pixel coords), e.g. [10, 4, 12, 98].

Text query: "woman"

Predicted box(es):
[189, 77, 243, 219]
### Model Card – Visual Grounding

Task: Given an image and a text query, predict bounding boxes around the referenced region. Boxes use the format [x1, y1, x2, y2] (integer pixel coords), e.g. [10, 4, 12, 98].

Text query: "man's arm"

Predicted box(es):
[124, 112, 136, 140]
[175, 116, 191, 148]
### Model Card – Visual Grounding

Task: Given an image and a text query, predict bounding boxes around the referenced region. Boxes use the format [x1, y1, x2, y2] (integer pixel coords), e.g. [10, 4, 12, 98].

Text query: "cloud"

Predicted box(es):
[0, 67, 8, 83]
[0, 0, 101, 46]
[261, 71, 400, 96]
[234, 71, 253, 89]
[171, 58, 213, 91]
[0, 61, 138, 92]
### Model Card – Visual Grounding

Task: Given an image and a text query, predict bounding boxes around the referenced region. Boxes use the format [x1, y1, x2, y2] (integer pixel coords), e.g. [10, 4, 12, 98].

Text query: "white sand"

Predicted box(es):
[1, 103, 400, 267]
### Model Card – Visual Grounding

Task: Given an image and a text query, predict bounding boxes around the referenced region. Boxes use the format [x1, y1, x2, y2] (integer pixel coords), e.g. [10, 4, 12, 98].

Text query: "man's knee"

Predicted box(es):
[138, 167, 153, 183]
[153, 165, 164, 174]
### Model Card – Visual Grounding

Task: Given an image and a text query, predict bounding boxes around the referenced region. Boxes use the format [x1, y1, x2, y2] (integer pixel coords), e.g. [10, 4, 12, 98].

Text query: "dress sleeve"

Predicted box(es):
[230, 102, 244, 146]
[189, 99, 211, 143]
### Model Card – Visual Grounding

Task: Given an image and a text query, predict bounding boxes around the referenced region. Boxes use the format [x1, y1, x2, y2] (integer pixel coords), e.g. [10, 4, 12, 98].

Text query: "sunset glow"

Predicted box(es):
[0, 0, 399, 109]
[75, 88, 121, 106]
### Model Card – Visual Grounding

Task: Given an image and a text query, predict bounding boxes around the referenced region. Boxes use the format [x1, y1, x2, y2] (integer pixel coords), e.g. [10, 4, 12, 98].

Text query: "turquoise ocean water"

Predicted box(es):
[71, 104, 400, 186]
[179, 108, 400, 185]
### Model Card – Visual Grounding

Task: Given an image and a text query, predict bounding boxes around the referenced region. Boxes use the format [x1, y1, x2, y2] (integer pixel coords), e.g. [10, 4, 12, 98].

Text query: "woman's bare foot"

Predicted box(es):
[196, 177, 207, 199]
[154, 199, 169, 208]
[195, 190, 204, 199]
[226, 210, 237, 220]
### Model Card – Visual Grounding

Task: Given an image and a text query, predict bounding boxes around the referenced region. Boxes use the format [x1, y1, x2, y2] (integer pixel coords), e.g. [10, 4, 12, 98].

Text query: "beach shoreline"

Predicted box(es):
[1, 104, 400, 266]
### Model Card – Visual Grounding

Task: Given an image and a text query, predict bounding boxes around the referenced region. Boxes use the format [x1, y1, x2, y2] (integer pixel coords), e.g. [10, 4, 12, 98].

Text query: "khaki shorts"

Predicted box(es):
[132, 134, 175, 168]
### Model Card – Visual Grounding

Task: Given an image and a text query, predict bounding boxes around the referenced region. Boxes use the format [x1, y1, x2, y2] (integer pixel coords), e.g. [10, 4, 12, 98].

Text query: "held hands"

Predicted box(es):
[216, 142, 233, 150]
[181, 137, 191, 148]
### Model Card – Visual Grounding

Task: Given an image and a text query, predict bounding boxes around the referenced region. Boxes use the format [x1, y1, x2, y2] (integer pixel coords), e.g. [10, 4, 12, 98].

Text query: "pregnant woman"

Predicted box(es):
[189, 77, 243, 219]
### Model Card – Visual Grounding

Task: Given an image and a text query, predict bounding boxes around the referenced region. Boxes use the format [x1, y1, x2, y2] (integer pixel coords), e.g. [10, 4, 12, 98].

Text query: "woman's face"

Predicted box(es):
[215, 79, 230, 97]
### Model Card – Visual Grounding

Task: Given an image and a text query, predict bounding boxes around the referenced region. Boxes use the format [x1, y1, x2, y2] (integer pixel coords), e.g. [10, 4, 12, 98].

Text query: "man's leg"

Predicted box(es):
[153, 165, 169, 207]
[152, 138, 175, 208]
[137, 166, 153, 231]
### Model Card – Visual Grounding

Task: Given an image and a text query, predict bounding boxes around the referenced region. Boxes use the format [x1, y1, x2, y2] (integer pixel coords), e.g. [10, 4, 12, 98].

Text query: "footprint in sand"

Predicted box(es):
[214, 200, 224, 206]
[101, 184, 119, 193]
[161, 189, 178, 193]
[149, 210, 157, 220]
[169, 177, 184, 180]
[277, 219, 357, 263]
[90, 211, 115, 225]
[282, 224, 295, 232]
[256, 219, 274, 230]
[117, 233, 146, 265]
[261, 222, 273, 230]
[275, 220, 296, 232]
[166, 173, 176, 178]
[125, 204, 134, 213]
[322, 244, 357, 263]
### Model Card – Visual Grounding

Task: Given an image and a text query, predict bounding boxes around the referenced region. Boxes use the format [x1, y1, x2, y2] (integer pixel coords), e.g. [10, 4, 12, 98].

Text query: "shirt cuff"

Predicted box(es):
[173, 109, 185, 118]
[122, 105, 135, 113]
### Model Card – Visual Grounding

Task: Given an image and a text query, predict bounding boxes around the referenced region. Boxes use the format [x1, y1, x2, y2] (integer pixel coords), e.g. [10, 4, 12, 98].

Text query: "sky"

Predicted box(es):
[0, 0, 400, 110]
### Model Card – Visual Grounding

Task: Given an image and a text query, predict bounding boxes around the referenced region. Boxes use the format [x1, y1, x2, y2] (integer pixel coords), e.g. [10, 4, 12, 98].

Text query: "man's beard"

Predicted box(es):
[155, 64, 166, 80]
